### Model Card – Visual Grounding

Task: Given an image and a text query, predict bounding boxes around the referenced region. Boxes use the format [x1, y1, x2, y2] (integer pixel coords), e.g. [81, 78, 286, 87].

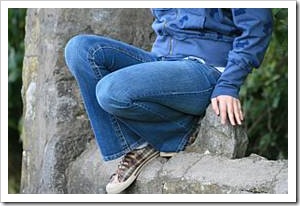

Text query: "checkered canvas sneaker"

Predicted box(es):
[106, 145, 159, 194]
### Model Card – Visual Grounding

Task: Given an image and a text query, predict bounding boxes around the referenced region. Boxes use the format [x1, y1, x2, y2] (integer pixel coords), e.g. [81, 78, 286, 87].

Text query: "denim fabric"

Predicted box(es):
[64, 34, 221, 161]
[151, 8, 273, 98]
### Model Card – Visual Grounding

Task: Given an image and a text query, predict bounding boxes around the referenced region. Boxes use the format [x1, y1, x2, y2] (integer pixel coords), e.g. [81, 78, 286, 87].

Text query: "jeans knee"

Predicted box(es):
[64, 34, 91, 74]
[96, 76, 131, 116]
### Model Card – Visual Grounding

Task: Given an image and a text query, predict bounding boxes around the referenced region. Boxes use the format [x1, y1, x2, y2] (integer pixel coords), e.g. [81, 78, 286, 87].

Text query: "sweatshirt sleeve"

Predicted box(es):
[211, 8, 273, 99]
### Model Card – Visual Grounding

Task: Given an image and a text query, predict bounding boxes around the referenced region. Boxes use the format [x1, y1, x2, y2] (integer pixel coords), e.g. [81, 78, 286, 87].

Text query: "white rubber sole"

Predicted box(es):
[106, 151, 159, 194]
[159, 152, 177, 157]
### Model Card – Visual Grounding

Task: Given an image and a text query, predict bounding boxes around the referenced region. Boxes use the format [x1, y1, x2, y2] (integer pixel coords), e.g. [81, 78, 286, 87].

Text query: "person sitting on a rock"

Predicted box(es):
[64, 8, 273, 194]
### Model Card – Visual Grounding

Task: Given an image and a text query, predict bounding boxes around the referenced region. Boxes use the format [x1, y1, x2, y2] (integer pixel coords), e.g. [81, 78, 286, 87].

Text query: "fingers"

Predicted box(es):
[226, 98, 235, 125]
[238, 100, 244, 121]
[211, 98, 220, 116]
[211, 95, 244, 126]
[233, 98, 243, 125]
[233, 99, 240, 125]
[219, 97, 228, 125]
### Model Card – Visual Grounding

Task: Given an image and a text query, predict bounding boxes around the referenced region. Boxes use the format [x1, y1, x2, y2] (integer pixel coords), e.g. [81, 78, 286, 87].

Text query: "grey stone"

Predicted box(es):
[186, 105, 249, 158]
[159, 152, 288, 194]
[66, 140, 119, 194]
[24, 82, 36, 120]
[21, 8, 288, 195]
[21, 8, 154, 194]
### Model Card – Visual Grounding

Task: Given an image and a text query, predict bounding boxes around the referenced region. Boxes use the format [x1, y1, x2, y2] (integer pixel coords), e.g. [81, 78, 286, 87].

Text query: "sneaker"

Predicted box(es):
[106, 145, 159, 194]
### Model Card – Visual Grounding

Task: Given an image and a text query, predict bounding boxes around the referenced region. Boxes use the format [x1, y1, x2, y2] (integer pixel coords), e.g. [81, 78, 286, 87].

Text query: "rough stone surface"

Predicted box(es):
[159, 152, 287, 194]
[186, 105, 249, 158]
[21, 8, 154, 194]
[21, 8, 288, 194]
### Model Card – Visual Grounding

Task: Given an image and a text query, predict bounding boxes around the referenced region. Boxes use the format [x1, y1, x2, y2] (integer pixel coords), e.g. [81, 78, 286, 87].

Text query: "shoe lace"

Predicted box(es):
[111, 149, 143, 182]
[117, 151, 138, 176]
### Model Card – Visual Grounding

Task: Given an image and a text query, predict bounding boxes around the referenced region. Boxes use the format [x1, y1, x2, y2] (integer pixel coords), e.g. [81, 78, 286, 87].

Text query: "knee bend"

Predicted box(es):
[64, 34, 92, 74]
[96, 77, 131, 116]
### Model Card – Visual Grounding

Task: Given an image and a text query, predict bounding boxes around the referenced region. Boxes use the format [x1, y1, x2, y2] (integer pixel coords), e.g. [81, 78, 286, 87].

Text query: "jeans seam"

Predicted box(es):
[103, 137, 146, 161]
[132, 101, 177, 124]
[100, 46, 154, 63]
[134, 87, 214, 100]
[132, 99, 193, 131]
[87, 46, 106, 79]
[131, 89, 213, 130]
[88, 45, 154, 79]
[106, 86, 213, 130]
[109, 115, 131, 152]
[106, 94, 190, 130]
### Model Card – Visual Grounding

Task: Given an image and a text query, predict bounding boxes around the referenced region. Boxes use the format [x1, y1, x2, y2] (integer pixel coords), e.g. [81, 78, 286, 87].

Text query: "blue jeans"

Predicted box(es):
[64, 34, 221, 161]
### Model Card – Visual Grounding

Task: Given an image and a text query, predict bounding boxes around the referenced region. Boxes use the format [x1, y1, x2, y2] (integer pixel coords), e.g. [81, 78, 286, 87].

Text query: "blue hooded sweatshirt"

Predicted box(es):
[150, 8, 273, 99]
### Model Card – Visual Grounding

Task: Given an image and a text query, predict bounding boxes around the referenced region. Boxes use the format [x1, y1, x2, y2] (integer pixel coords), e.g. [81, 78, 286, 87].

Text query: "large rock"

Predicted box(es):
[158, 153, 287, 194]
[21, 8, 288, 194]
[187, 105, 249, 158]
[21, 8, 154, 194]
[65, 141, 288, 194]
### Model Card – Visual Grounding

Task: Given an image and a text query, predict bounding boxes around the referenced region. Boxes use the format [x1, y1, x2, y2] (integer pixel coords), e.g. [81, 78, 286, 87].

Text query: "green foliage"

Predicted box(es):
[240, 8, 288, 160]
[9, 9, 26, 127]
[8, 8, 27, 194]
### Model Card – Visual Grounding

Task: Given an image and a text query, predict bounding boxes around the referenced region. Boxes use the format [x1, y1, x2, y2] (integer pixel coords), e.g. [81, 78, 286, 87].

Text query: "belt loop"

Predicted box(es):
[184, 56, 225, 73]
[215, 67, 225, 73]
[184, 56, 206, 64]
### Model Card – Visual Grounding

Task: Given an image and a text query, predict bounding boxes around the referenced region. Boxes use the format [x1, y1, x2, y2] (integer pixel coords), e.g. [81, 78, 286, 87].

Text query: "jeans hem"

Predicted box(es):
[175, 116, 200, 152]
[102, 138, 146, 161]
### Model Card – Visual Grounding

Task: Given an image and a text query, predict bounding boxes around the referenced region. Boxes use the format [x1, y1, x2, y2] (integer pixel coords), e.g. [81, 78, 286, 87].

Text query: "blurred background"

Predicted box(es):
[8, 8, 288, 193]
[8, 8, 26, 194]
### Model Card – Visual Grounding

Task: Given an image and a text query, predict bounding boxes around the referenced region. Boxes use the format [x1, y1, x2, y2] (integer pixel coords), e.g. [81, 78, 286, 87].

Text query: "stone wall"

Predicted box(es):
[21, 8, 287, 194]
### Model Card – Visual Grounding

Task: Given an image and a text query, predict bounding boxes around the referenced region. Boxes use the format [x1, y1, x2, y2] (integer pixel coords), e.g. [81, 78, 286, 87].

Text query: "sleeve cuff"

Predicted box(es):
[211, 62, 250, 99]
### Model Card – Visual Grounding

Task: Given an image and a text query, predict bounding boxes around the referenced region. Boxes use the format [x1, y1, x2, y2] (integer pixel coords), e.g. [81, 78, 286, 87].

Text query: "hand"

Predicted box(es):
[211, 95, 244, 126]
